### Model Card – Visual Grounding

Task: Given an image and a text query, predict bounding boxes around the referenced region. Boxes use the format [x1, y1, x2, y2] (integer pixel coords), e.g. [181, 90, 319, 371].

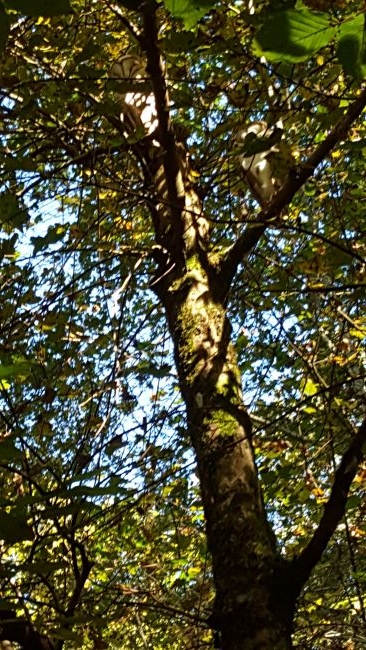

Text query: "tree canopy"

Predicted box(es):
[0, 0, 365, 648]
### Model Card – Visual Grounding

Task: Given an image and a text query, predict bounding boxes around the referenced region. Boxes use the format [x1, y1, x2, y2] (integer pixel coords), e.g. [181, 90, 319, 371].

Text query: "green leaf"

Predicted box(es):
[162, 30, 197, 53]
[346, 494, 361, 510]
[164, 0, 216, 29]
[253, 9, 335, 62]
[22, 560, 68, 574]
[0, 3, 10, 53]
[0, 512, 33, 542]
[239, 128, 284, 157]
[53, 628, 83, 642]
[337, 15, 366, 80]
[0, 233, 18, 258]
[0, 438, 22, 460]
[0, 360, 33, 381]
[3, 155, 37, 172]
[5, 0, 70, 16]
[0, 192, 29, 232]
[66, 485, 125, 497]
[31, 223, 68, 255]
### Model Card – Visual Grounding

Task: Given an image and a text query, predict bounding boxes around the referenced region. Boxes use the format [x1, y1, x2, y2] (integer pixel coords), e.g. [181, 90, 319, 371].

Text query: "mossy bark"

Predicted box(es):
[155, 259, 297, 650]
[137, 14, 300, 639]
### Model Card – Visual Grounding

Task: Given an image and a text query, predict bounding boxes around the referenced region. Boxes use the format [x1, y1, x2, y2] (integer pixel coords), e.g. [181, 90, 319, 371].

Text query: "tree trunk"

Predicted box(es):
[155, 258, 297, 649]
[130, 9, 302, 642]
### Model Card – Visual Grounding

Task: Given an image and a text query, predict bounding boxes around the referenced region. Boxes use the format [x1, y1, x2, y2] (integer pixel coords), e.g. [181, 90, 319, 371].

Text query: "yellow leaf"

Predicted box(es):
[302, 378, 318, 395]
[349, 328, 366, 340]
[350, 527, 366, 538]
[36, 16, 51, 25]
[312, 487, 324, 498]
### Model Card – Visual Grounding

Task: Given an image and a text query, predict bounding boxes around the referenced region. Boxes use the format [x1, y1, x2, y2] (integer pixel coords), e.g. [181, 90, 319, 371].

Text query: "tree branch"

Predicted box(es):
[219, 86, 366, 292]
[54, 543, 93, 650]
[109, 2, 142, 43]
[141, 1, 186, 259]
[294, 416, 366, 588]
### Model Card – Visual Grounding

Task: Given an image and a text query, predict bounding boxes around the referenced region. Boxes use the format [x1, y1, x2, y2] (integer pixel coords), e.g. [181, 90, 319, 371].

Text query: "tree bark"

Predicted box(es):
[154, 259, 296, 649]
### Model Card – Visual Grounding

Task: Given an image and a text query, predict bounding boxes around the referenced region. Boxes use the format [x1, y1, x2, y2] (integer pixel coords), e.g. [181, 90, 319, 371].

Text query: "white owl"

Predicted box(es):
[110, 55, 158, 136]
[236, 121, 282, 205]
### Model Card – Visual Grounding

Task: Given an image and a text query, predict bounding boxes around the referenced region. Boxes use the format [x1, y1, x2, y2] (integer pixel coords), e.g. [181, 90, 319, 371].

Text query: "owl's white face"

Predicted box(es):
[111, 56, 158, 136]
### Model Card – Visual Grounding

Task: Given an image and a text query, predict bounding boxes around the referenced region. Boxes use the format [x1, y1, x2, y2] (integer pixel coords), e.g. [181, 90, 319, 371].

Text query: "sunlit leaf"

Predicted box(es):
[52, 628, 83, 642]
[253, 9, 335, 62]
[302, 378, 318, 396]
[0, 361, 33, 381]
[164, 0, 216, 29]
